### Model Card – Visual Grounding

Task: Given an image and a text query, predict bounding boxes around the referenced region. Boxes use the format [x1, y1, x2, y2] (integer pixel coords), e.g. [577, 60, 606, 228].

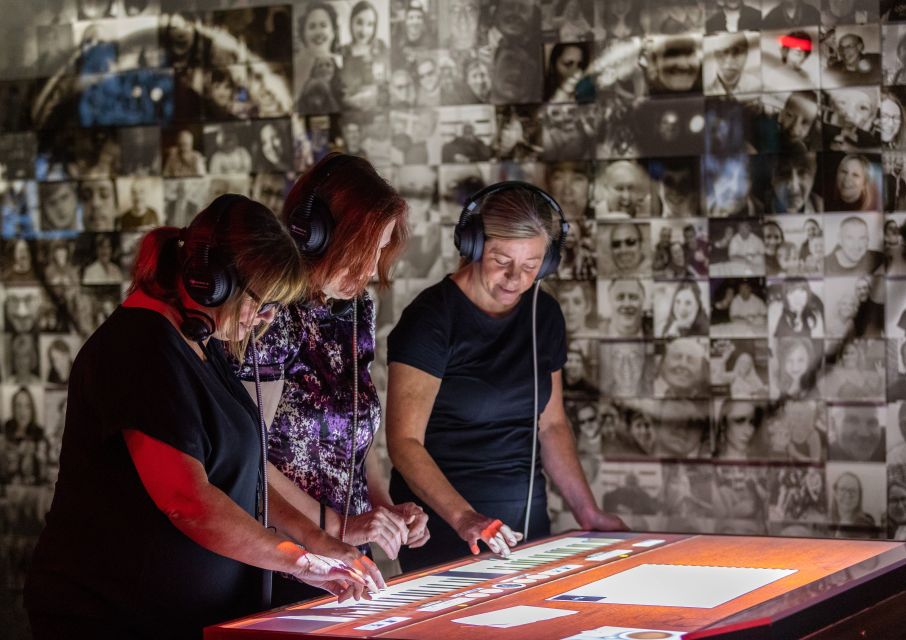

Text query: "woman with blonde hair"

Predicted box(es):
[26, 195, 377, 639]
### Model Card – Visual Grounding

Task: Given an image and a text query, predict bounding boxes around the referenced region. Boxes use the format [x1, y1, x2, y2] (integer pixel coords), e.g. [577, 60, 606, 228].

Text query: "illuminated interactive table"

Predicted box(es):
[205, 531, 906, 640]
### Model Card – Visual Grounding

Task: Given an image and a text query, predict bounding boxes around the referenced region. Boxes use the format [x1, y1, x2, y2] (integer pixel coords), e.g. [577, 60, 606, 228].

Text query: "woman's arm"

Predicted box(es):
[267, 458, 410, 561]
[386, 362, 520, 556]
[366, 451, 431, 548]
[123, 430, 370, 599]
[265, 468, 386, 590]
[538, 371, 627, 531]
[239, 380, 412, 560]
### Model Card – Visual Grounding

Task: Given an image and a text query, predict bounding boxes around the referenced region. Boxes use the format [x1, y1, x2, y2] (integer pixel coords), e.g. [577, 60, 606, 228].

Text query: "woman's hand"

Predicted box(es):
[388, 502, 430, 548]
[283, 542, 371, 602]
[342, 506, 411, 560]
[454, 510, 522, 557]
[577, 506, 629, 532]
[301, 531, 386, 595]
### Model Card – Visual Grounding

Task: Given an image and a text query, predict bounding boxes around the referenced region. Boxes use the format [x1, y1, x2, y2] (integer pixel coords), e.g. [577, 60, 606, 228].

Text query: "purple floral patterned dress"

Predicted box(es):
[232, 294, 379, 522]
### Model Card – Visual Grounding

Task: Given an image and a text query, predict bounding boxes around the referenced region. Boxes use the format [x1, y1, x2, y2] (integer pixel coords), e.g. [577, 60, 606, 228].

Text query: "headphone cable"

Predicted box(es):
[341, 297, 359, 543]
[250, 335, 272, 608]
[523, 281, 542, 542]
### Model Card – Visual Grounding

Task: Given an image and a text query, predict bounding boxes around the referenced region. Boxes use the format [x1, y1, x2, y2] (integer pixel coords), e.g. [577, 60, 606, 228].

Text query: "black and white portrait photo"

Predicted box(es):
[597, 277, 653, 339]
[651, 218, 710, 280]
[711, 277, 769, 337]
[759, 27, 820, 90]
[710, 338, 771, 398]
[703, 31, 762, 96]
[597, 221, 652, 278]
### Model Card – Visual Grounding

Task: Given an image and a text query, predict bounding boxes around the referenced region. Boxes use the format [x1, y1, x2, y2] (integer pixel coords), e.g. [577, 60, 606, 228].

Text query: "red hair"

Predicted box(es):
[283, 153, 408, 300]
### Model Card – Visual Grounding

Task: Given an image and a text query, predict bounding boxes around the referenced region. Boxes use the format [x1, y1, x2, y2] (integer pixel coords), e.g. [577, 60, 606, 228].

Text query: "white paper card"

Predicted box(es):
[549, 564, 796, 609]
[562, 626, 684, 639]
[452, 605, 577, 628]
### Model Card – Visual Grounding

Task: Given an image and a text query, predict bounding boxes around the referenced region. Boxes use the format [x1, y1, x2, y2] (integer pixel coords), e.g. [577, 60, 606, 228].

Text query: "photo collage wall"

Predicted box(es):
[5, 0, 906, 630]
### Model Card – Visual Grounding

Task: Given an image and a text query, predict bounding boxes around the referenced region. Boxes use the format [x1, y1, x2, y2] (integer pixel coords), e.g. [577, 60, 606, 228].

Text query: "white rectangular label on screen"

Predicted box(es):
[452, 605, 577, 628]
[548, 563, 797, 609]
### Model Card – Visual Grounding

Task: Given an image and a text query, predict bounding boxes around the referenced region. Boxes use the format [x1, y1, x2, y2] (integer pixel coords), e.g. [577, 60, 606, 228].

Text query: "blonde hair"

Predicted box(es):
[129, 195, 305, 357]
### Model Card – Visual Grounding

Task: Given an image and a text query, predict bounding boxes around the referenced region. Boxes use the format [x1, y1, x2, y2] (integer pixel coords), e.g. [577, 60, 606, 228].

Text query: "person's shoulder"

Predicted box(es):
[77, 307, 180, 366]
[411, 277, 453, 309]
[395, 277, 456, 326]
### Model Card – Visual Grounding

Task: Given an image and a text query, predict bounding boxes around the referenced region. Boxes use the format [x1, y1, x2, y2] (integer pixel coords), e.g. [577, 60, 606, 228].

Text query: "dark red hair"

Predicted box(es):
[283, 153, 408, 300]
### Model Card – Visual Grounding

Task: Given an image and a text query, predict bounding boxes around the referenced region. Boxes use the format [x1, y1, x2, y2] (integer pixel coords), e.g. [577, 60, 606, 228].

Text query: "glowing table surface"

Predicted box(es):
[205, 531, 906, 640]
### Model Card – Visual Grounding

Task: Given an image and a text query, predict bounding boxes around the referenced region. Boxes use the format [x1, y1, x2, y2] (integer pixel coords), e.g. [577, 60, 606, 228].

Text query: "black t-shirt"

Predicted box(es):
[25, 307, 263, 639]
[387, 276, 567, 503]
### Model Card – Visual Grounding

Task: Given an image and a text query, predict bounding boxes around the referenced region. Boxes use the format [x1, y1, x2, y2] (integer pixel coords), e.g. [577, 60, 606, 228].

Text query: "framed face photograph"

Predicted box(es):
[710, 337, 770, 398]
[651, 217, 709, 280]
[821, 24, 882, 90]
[764, 215, 825, 277]
[710, 277, 769, 337]
[760, 27, 820, 91]
[703, 31, 762, 96]
[597, 221, 652, 278]
[597, 277, 653, 339]
[653, 279, 711, 338]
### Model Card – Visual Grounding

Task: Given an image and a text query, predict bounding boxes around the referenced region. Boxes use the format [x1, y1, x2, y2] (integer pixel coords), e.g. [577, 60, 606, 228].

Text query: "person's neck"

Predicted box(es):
[451, 267, 521, 318]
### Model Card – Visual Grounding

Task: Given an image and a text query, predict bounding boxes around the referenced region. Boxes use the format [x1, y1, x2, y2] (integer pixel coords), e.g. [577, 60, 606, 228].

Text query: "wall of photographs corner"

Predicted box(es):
[3, 0, 906, 634]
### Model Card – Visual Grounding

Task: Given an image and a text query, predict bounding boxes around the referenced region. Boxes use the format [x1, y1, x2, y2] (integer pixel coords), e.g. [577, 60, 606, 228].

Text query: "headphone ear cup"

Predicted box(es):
[537, 248, 559, 280]
[455, 214, 484, 264]
[179, 307, 215, 341]
[536, 219, 569, 281]
[290, 193, 334, 256]
[181, 194, 240, 307]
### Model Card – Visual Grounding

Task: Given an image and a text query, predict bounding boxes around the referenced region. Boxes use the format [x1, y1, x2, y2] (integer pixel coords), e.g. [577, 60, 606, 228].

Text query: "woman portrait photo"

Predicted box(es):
[42, 239, 80, 287]
[2, 385, 50, 487]
[884, 217, 906, 275]
[880, 90, 906, 150]
[821, 339, 885, 400]
[710, 339, 769, 399]
[829, 469, 878, 533]
[824, 154, 881, 212]
[771, 336, 822, 400]
[769, 277, 824, 338]
[544, 42, 591, 104]
[655, 280, 710, 338]
[295, 2, 343, 114]
[713, 399, 765, 460]
[339, 0, 390, 112]
[44, 337, 75, 386]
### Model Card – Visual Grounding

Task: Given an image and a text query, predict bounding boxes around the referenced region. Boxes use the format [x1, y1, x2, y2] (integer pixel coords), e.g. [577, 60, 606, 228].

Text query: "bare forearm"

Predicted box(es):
[267, 462, 346, 539]
[168, 479, 306, 574]
[389, 438, 473, 529]
[366, 451, 393, 509]
[267, 478, 333, 548]
[539, 422, 598, 524]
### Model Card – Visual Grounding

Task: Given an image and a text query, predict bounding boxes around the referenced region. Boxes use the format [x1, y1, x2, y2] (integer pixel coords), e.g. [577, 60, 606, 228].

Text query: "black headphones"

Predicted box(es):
[287, 153, 355, 256]
[177, 193, 245, 340]
[454, 181, 569, 281]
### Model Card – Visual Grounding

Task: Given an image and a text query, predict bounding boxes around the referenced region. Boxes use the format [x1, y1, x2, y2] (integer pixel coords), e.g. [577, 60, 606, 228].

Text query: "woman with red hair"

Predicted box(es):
[233, 154, 428, 605]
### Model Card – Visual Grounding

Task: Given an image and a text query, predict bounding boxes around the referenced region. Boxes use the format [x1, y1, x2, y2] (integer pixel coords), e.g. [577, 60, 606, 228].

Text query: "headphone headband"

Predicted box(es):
[288, 153, 355, 256]
[454, 181, 569, 280]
